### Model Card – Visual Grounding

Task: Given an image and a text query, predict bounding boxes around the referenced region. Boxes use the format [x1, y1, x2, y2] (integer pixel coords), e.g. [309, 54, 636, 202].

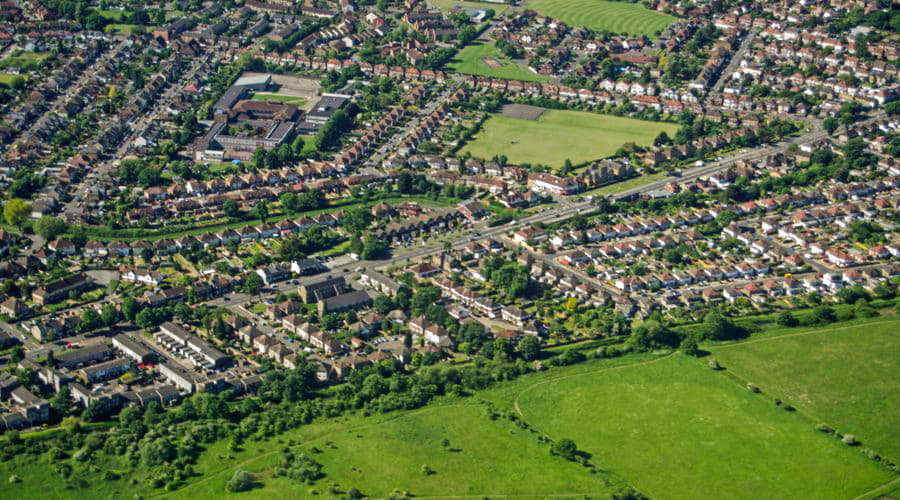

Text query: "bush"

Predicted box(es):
[226, 470, 253, 492]
[8, 474, 20, 483]
[708, 358, 722, 370]
[816, 423, 835, 434]
[841, 434, 859, 446]
[746, 383, 761, 393]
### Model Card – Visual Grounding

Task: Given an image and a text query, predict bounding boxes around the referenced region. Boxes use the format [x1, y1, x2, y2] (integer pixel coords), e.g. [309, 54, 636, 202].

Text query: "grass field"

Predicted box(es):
[250, 92, 307, 105]
[526, 0, 679, 38]
[583, 171, 668, 196]
[514, 353, 893, 499]
[448, 41, 551, 83]
[461, 109, 678, 167]
[709, 317, 900, 462]
[0, 51, 50, 71]
[104, 24, 157, 35]
[0, 73, 23, 86]
[427, 0, 509, 15]
[171, 404, 621, 498]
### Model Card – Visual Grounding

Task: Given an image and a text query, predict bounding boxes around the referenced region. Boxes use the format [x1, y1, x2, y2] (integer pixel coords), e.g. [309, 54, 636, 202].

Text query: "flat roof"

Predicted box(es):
[234, 74, 273, 87]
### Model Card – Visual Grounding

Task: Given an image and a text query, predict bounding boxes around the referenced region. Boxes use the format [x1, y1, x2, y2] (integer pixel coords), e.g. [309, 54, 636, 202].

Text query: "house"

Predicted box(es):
[0, 298, 30, 319]
[317, 290, 373, 315]
[299, 276, 347, 303]
[32, 273, 90, 305]
[501, 306, 531, 327]
[359, 269, 402, 296]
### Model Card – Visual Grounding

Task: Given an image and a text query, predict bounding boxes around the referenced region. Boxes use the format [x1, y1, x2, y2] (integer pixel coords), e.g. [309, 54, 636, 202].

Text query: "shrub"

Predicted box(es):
[861, 448, 881, 461]
[746, 383, 761, 393]
[782, 404, 795, 412]
[226, 470, 253, 492]
[8, 474, 20, 483]
[841, 434, 859, 446]
[816, 424, 835, 434]
[708, 359, 722, 370]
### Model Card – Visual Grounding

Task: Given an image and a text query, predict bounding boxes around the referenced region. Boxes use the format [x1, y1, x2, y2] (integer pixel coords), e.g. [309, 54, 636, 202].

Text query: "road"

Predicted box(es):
[62, 56, 212, 221]
[710, 30, 756, 94]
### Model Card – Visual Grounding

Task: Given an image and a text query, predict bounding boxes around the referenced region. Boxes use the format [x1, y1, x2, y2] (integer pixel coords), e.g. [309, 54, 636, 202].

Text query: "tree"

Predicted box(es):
[78, 308, 102, 333]
[361, 235, 389, 260]
[680, 335, 701, 356]
[223, 200, 240, 218]
[254, 200, 269, 223]
[3, 199, 30, 227]
[243, 273, 264, 296]
[101, 303, 119, 327]
[397, 172, 413, 194]
[810, 305, 836, 324]
[121, 297, 140, 321]
[823, 117, 839, 135]
[776, 311, 798, 327]
[700, 310, 742, 340]
[627, 320, 679, 351]
[517, 335, 541, 361]
[550, 438, 578, 461]
[34, 216, 66, 240]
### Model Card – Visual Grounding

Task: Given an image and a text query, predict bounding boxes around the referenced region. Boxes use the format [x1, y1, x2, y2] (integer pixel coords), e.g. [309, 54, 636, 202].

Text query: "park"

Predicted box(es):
[461, 106, 679, 167]
[526, 0, 679, 38]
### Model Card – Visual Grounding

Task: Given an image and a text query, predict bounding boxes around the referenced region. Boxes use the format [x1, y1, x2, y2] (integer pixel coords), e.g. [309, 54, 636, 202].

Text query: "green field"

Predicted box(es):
[462, 108, 679, 167]
[448, 41, 551, 83]
[515, 353, 893, 499]
[0, 51, 50, 71]
[250, 92, 307, 105]
[527, 0, 679, 38]
[104, 24, 157, 35]
[427, 0, 509, 15]
[173, 405, 621, 498]
[0, 72, 23, 86]
[0, 405, 621, 499]
[710, 317, 900, 462]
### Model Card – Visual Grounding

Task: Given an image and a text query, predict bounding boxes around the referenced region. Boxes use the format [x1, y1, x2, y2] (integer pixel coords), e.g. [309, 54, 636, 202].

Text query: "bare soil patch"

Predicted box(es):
[498, 103, 546, 121]
[482, 56, 503, 68]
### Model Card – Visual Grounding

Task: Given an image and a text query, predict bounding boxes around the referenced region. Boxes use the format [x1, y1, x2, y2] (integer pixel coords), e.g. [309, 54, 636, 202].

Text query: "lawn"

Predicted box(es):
[0, 51, 50, 71]
[461, 109, 679, 167]
[527, 0, 679, 38]
[104, 24, 157, 35]
[427, 0, 509, 15]
[514, 353, 892, 500]
[250, 92, 307, 106]
[583, 171, 668, 197]
[709, 317, 900, 462]
[156, 405, 621, 498]
[0, 72, 23, 86]
[448, 41, 551, 83]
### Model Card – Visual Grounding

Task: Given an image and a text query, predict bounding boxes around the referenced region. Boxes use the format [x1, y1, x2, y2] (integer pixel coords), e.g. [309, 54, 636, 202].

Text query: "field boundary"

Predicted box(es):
[706, 320, 900, 470]
[709, 319, 898, 351]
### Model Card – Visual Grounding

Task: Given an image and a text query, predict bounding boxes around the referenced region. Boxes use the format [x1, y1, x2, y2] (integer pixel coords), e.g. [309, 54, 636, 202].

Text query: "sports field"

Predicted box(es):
[527, 0, 679, 38]
[250, 92, 307, 105]
[515, 353, 893, 499]
[448, 41, 551, 83]
[427, 0, 509, 15]
[461, 108, 679, 167]
[709, 317, 900, 462]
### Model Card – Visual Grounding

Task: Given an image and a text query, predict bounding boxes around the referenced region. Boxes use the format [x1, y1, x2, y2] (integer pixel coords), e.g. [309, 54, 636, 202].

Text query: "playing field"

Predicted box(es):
[515, 354, 893, 499]
[709, 317, 900, 462]
[448, 41, 551, 83]
[527, 0, 678, 37]
[250, 92, 307, 106]
[461, 108, 679, 167]
[427, 0, 509, 15]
